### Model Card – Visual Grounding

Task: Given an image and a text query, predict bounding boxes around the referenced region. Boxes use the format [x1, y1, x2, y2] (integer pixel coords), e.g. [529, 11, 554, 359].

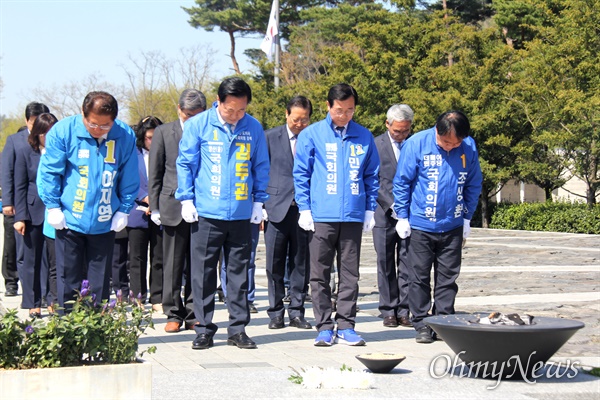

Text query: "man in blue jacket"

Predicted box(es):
[294, 83, 380, 347]
[393, 110, 482, 343]
[176, 77, 269, 350]
[37, 91, 139, 310]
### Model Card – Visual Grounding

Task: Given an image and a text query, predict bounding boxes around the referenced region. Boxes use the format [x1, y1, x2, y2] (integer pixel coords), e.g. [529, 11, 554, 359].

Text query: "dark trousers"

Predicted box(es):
[264, 206, 309, 320]
[373, 216, 410, 319]
[128, 223, 163, 303]
[2, 214, 19, 291]
[111, 233, 130, 297]
[407, 227, 463, 330]
[19, 222, 44, 309]
[309, 222, 362, 332]
[44, 236, 57, 305]
[191, 217, 251, 337]
[220, 222, 258, 302]
[162, 221, 194, 323]
[55, 229, 115, 310]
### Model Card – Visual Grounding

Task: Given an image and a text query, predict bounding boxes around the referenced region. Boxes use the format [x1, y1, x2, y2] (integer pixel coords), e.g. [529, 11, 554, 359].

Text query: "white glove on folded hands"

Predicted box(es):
[181, 200, 198, 223]
[463, 219, 471, 239]
[395, 218, 411, 239]
[298, 210, 315, 232]
[390, 204, 398, 220]
[250, 202, 264, 224]
[47, 208, 67, 230]
[150, 210, 162, 226]
[111, 211, 129, 232]
[262, 208, 269, 222]
[363, 210, 375, 232]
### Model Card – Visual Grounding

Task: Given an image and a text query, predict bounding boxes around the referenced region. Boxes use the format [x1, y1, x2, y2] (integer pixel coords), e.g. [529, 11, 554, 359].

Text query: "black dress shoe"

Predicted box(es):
[5, 288, 17, 297]
[268, 317, 284, 329]
[383, 316, 399, 327]
[282, 294, 291, 303]
[249, 302, 258, 313]
[289, 316, 312, 329]
[29, 312, 42, 319]
[192, 333, 214, 350]
[227, 332, 257, 349]
[398, 315, 413, 327]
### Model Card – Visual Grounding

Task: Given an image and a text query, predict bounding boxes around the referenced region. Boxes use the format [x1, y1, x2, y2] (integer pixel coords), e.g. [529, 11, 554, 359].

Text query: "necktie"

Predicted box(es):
[291, 135, 298, 157]
[394, 141, 401, 161]
[335, 126, 344, 138]
[226, 123, 234, 135]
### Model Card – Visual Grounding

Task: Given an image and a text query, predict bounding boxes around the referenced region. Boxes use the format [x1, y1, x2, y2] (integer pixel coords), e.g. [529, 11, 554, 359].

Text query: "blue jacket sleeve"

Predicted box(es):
[175, 119, 201, 202]
[363, 136, 380, 212]
[116, 132, 140, 215]
[393, 140, 418, 219]
[37, 126, 67, 210]
[251, 127, 270, 204]
[463, 140, 483, 220]
[292, 131, 315, 212]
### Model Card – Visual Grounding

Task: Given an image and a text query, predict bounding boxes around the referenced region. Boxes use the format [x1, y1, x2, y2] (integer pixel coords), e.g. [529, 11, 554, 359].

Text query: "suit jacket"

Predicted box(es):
[128, 147, 150, 228]
[264, 125, 296, 224]
[374, 132, 399, 227]
[14, 144, 45, 225]
[1, 129, 29, 207]
[148, 120, 184, 226]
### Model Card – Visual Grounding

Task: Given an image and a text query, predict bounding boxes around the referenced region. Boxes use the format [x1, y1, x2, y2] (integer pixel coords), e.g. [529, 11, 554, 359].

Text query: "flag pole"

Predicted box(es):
[274, 0, 280, 89]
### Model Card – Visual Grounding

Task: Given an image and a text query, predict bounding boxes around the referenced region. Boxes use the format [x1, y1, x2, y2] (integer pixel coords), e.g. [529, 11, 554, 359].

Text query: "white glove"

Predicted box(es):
[150, 210, 161, 226]
[363, 210, 375, 232]
[262, 208, 269, 222]
[463, 219, 471, 239]
[111, 211, 128, 232]
[47, 208, 66, 230]
[250, 202, 263, 224]
[298, 210, 315, 232]
[395, 218, 411, 239]
[181, 200, 198, 223]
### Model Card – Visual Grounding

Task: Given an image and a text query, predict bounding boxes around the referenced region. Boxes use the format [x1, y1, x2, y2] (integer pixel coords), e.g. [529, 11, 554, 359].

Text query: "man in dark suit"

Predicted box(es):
[2, 102, 50, 298]
[373, 104, 414, 328]
[264, 96, 313, 330]
[148, 89, 206, 332]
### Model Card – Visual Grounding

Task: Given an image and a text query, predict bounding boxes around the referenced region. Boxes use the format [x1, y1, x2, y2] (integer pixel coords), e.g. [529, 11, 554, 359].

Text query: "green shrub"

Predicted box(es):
[489, 201, 600, 234]
[0, 280, 155, 369]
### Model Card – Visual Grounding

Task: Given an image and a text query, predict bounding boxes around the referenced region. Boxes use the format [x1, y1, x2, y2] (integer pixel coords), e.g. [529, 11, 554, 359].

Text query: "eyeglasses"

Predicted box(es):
[330, 109, 355, 118]
[290, 117, 310, 125]
[87, 122, 112, 131]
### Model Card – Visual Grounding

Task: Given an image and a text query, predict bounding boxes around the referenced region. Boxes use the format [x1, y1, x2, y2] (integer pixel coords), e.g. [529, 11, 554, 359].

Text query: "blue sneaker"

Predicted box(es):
[336, 329, 366, 346]
[314, 330, 335, 346]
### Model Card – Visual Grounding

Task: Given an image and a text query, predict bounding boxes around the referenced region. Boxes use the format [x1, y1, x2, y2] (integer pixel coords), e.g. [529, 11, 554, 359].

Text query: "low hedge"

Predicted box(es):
[488, 201, 600, 234]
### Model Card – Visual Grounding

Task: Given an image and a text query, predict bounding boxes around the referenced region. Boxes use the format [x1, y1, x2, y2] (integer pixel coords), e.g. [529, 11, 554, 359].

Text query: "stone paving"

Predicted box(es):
[1, 228, 599, 399]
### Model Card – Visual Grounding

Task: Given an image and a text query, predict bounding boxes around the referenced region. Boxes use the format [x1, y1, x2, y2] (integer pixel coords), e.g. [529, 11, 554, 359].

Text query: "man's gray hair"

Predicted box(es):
[386, 104, 414, 124]
[179, 89, 207, 111]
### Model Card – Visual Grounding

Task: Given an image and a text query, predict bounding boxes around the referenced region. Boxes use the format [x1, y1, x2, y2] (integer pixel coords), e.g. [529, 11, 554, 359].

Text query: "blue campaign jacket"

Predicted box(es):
[175, 104, 270, 221]
[293, 114, 380, 223]
[393, 127, 482, 233]
[37, 115, 139, 235]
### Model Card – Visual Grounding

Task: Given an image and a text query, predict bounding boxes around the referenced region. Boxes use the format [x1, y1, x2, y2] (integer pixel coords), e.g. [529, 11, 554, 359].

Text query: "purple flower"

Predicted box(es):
[81, 280, 90, 290]
[129, 291, 135, 300]
[102, 303, 109, 312]
[137, 292, 143, 300]
[25, 325, 34, 334]
[116, 290, 123, 302]
[91, 293, 97, 303]
[109, 300, 117, 309]
[80, 288, 90, 297]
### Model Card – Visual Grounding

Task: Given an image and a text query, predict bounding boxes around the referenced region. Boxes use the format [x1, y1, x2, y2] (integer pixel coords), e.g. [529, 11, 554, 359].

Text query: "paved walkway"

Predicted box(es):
[1, 228, 599, 399]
